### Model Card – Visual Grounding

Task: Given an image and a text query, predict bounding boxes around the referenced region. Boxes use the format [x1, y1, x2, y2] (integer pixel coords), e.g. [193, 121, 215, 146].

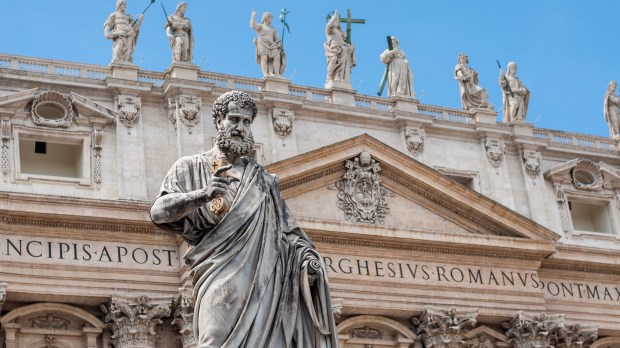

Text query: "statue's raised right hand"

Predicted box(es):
[204, 164, 239, 199]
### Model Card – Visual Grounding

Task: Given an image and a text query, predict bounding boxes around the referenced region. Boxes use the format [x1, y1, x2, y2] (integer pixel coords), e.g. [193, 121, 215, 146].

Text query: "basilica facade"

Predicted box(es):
[0, 53, 618, 348]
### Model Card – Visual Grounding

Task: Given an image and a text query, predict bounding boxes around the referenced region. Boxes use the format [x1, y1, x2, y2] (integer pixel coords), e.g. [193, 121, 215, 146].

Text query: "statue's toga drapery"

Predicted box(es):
[154, 150, 338, 348]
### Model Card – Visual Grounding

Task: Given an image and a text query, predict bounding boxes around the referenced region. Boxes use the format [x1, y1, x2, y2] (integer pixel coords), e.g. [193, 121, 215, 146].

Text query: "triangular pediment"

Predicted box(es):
[545, 158, 620, 190]
[267, 134, 558, 258]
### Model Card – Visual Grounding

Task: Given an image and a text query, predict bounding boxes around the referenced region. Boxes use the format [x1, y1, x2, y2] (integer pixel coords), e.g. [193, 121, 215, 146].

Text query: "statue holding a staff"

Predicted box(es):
[498, 61, 530, 123]
[379, 36, 415, 98]
[104, 0, 151, 64]
[250, 10, 286, 77]
[165, 2, 194, 63]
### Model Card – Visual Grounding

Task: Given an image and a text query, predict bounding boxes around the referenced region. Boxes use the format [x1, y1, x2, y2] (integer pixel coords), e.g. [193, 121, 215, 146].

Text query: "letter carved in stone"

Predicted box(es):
[552, 324, 598, 348]
[169, 95, 202, 134]
[411, 306, 478, 348]
[117, 95, 141, 130]
[93, 129, 103, 184]
[405, 127, 425, 156]
[1, 119, 10, 176]
[272, 108, 294, 137]
[522, 150, 542, 178]
[328, 150, 393, 224]
[102, 294, 172, 348]
[485, 139, 506, 168]
[172, 287, 196, 348]
[502, 311, 565, 348]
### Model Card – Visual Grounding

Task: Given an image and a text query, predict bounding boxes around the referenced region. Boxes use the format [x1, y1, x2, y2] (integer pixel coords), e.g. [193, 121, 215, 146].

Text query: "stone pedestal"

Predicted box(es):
[325, 79, 352, 91]
[110, 63, 139, 81]
[262, 76, 290, 94]
[165, 62, 200, 81]
[393, 96, 419, 113]
[329, 86, 356, 107]
[473, 107, 498, 125]
[512, 121, 535, 137]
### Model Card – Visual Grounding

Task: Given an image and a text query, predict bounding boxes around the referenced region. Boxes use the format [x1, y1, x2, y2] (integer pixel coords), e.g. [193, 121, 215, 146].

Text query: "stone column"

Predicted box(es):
[552, 324, 598, 348]
[502, 311, 565, 348]
[103, 294, 173, 348]
[115, 95, 148, 200]
[172, 287, 196, 348]
[411, 306, 478, 348]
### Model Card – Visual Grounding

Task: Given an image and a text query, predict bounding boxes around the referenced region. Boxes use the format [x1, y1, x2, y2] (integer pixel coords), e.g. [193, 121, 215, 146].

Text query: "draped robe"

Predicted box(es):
[153, 150, 338, 348]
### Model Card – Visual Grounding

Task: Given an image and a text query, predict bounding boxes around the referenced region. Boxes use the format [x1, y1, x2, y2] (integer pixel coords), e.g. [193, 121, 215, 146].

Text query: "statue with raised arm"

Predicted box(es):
[104, 0, 144, 64]
[324, 9, 355, 87]
[454, 53, 490, 110]
[380, 36, 415, 98]
[604, 80, 620, 138]
[151, 90, 338, 348]
[499, 62, 530, 123]
[250, 10, 285, 77]
[165, 2, 194, 63]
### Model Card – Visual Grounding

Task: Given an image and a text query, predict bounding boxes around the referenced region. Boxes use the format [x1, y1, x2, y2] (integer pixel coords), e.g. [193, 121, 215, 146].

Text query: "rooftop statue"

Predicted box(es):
[250, 10, 286, 77]
[165, 2, 194, 64]
[604, 80, 620, 138]
[151, 91, 339, 347]
[324, 9, 356, 88]
[499, 62, 530, 123]
[379, 36, 415, 98]
[103, 0, 144, 64]
[454, 53, 490, 110]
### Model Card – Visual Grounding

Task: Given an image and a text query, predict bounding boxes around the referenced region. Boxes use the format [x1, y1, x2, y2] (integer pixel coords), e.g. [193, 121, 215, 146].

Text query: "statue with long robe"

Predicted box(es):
[499, 62, 530, 123]
[454, 53, 490, 110]
[151, 91, 338, 348]
[166, 2, 194, 63]
[104, 0, 143, 64]
[604, 80, 620, 138]
[324, 10, 355, 87]
[251, 11, 286, 77]
[380, 36, 415, 98]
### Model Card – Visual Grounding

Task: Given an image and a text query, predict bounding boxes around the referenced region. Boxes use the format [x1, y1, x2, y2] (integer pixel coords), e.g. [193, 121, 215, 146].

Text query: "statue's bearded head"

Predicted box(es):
[212, 91, 257, 156]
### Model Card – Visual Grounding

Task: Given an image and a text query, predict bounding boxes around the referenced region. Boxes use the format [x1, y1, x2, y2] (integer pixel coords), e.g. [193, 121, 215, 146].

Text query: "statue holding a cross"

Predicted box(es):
[324, 9, 365, 89]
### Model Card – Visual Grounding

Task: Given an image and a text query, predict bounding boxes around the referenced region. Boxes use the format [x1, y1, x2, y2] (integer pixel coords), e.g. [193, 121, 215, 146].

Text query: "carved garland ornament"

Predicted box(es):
[522, 150, 542, 178]
[1, 119, 10, 176]
[117, 95, 141, 130]
[485, 139, 506, 168]
[31, 90, 74, 128]
[328, 150, 393, 224]
[102, 294, 172, 348]
[169, 95, 202, 133]
[172, 287, 196, 348]
[93, 129, 103, 184]
[272, 108, 294, 137]
[412, 307, 478, 348]
[405, 127, 425, 156]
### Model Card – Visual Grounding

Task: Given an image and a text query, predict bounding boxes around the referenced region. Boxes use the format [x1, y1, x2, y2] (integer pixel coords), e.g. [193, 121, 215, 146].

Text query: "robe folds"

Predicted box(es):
[154, 151, 338, 348]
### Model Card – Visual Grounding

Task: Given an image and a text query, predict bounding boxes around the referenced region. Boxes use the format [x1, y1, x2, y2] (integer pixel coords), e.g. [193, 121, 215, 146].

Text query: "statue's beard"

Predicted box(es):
[216, 128, 254, 156]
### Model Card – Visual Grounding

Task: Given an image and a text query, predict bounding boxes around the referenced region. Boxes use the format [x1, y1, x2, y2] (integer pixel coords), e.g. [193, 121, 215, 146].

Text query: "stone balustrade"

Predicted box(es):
[0, 53, 616, 153]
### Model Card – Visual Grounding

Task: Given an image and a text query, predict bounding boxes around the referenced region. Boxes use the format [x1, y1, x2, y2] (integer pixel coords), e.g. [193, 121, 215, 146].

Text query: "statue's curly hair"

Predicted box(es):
[211, 90, 257, 126]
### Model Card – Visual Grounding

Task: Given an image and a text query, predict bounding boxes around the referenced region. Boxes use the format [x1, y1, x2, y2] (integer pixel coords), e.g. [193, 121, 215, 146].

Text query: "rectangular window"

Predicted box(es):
[569, 201, 614, 234]
[19, 138, 84, 178]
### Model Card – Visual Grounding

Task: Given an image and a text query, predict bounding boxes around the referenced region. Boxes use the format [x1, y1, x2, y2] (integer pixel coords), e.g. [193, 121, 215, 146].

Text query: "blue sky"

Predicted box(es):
[2, 1, 618, 137]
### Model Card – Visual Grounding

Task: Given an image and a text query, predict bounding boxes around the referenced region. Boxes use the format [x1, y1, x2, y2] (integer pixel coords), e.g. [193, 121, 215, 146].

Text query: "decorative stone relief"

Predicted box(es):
[0, 282, 6, 313]
[522, 150, 542, 178]
[172, 287, 196, 348]
[31, 90, 74, 128]
[412, 307, 478, 348]
[331, 298, 344, 319]
[552, 324, 598, 348]
[405, 127, 425, 156]
[30, 314, 70, 329]
[571, 159, 602, 191]
[555, 185, 571, 233]
[328, 150, 393, 224]
[117, 95, 141, 130]
[502, 311, 565, 348]
[169, 95, 202, 133]
[102, 294, 172, 348]
[350, 326, 383, 339]
[1, 119, 10, 176]
[272, 108, 294, 137]
[93, 129, 103, 184]
[485, 139, 506, 168]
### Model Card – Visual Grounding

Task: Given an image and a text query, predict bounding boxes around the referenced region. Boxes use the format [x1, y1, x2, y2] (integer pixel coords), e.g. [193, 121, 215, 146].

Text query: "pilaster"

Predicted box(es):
[269, 107, 297, 161]
[115, 95, 147, 200]
[502, 311, 565, 348]
[412, 306, 478, 348]
[172, 287, 196, 348]
[168, 95, 205, 158]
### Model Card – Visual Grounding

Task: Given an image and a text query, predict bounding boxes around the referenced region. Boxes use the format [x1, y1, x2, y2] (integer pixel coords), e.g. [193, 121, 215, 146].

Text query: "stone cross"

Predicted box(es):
[337, 9, 365, 44]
